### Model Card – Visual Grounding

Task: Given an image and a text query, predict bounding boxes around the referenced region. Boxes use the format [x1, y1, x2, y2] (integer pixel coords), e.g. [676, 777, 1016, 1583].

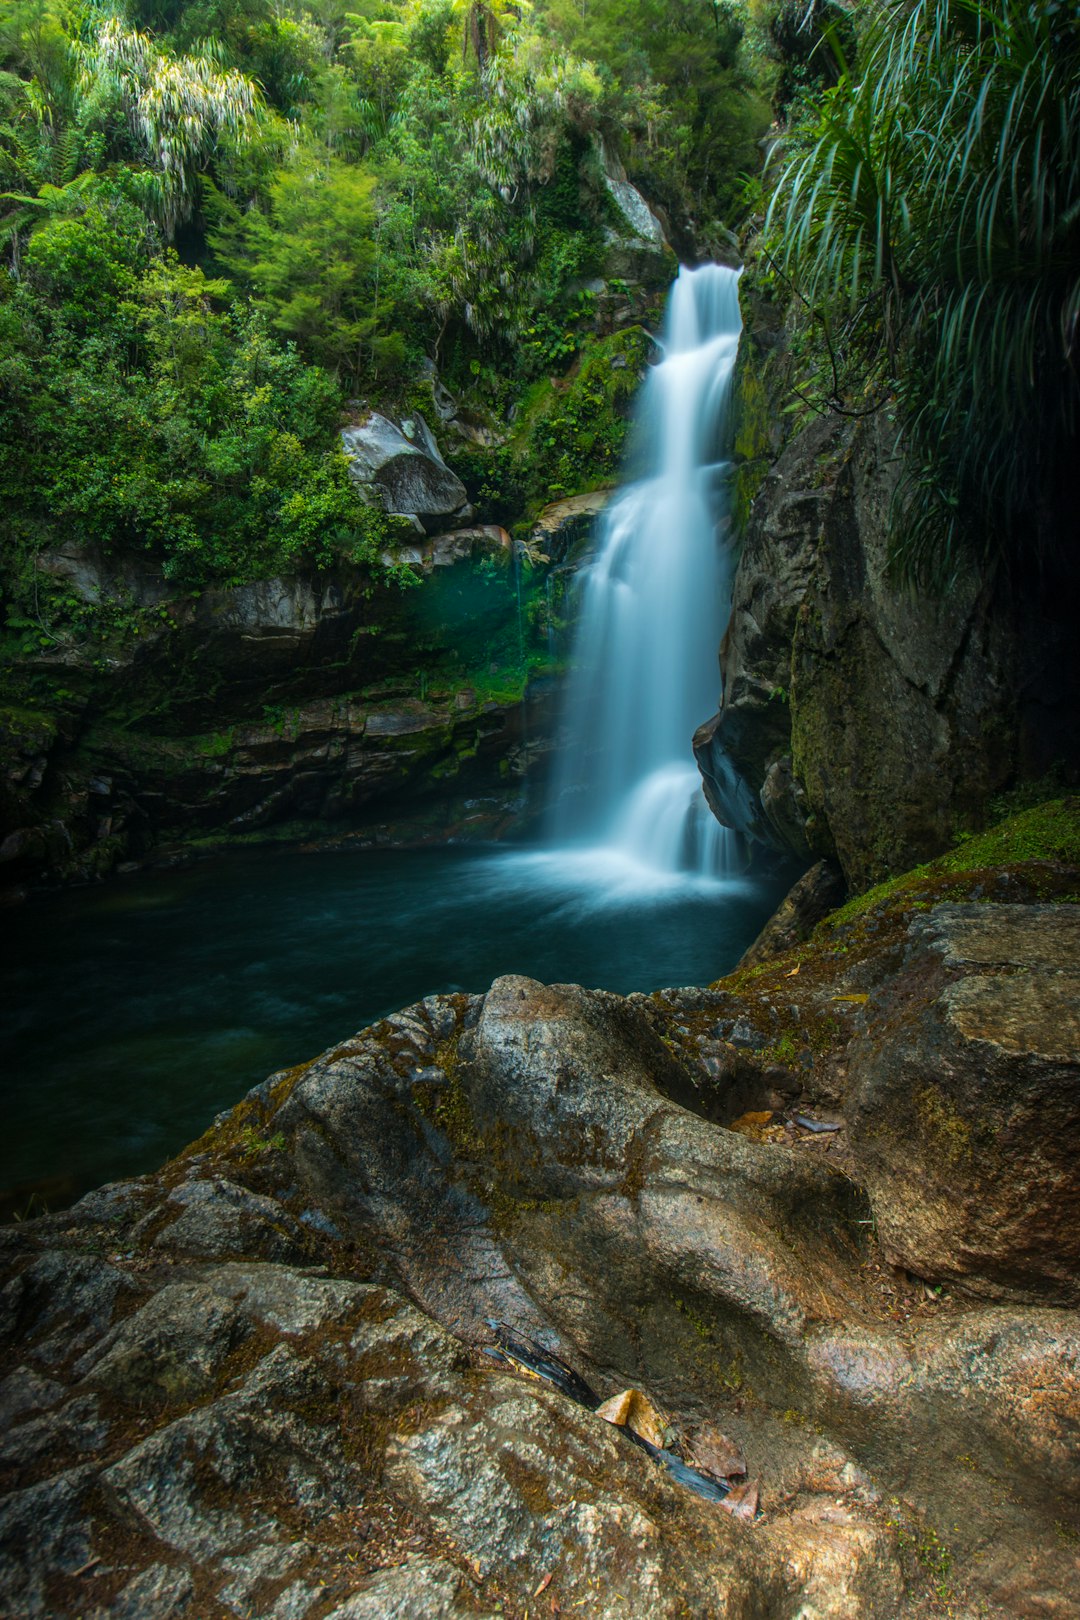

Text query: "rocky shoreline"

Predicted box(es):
[2, 800, 1077, 1618]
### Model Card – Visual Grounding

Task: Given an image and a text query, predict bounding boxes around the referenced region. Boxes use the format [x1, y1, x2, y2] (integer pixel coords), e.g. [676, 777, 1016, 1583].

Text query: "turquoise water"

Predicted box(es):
[2, 843, 791, 1214]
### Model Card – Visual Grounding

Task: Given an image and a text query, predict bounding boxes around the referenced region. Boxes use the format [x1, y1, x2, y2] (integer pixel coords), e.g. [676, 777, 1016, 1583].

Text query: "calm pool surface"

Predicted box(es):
[3, 843, 791, 1212]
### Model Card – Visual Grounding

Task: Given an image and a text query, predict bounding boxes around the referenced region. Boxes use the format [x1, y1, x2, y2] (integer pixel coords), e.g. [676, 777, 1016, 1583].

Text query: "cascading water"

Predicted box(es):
[549, 262, 742, 881]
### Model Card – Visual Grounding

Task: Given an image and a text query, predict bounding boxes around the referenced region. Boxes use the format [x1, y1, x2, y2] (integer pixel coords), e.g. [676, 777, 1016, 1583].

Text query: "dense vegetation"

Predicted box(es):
[2, 0, 1074, 625]
[767, 0, 1080, 585]
[0, 0, 783, 628]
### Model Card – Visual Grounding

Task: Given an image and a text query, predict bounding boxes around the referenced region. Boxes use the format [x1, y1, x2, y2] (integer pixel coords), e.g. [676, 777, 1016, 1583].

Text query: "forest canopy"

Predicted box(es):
[0, 0, 1074, 600]
[0, 0, 781, 592]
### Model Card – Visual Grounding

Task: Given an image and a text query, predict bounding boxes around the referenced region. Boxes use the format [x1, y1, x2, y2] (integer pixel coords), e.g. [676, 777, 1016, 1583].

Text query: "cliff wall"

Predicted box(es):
[696, 284, 1080, 892]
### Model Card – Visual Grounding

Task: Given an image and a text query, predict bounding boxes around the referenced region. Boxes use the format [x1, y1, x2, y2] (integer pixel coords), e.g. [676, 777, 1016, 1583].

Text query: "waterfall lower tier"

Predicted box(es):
[612, 764, 736, 875]
[548, 262, 743, 883]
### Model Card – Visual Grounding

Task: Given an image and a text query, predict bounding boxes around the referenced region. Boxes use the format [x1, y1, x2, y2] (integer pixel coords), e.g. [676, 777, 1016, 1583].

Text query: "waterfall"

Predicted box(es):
[549, 262, 742, 881]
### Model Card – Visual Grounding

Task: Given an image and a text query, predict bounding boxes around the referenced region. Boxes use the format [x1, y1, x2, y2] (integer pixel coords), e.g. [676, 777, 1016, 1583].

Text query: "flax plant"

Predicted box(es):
[85, 17, 262, 233]
[767, 0, 1080, 587]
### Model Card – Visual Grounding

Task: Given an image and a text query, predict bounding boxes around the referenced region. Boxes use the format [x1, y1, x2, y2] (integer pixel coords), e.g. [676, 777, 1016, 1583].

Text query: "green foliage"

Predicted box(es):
[0, 0, 780, 616]
[210, 153, 400, 382]
[0, 222, 406, 602]
[824, 797, 1080, 930]
[532, 0, 774, 226]
[512, 326, 653, 506]
[767, 0, 1080, 586]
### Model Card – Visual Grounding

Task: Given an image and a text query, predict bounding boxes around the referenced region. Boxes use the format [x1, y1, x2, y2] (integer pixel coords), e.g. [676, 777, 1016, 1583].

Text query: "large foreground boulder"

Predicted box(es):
[847, 903, 1080, 1302]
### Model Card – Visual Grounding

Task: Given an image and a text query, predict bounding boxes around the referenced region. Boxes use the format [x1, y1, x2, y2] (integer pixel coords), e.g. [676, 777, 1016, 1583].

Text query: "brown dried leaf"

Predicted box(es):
[728, 1110, 776, 1142]
[533, 1572, 553, 1597]
[719, 1479, 759, 1520]
[785, 963, 800, 977]
[688, 1423, 746, 1481]
[594, 1388, 666, 1448]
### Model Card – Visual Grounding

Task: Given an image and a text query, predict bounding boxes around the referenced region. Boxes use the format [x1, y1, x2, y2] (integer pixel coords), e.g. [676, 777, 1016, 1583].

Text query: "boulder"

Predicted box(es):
[341, 411, 471, 533]
[737, 858, 846, 969]
[2, 881, 1079, 1616]
[598, 143, 675, 287]
[847, 903, 1080, 1302]
[705, 300, 1080, 888]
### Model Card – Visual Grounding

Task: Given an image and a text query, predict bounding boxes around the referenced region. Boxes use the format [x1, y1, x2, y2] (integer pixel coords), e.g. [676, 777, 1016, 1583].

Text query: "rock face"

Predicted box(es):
[698, 296, 1080, 891]
[697, 412, 1018, 889]
[736, 858, 846, 969]
[847, 903, 1080, 1302]
[0, 507, 598, 895]
[2, 822, 1078, 1618]
[598, 142, 676, 287]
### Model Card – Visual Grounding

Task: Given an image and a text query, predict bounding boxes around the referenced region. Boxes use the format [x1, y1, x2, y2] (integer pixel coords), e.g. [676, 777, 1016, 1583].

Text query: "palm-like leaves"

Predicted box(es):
[82, 18, 262, 231]
[767, 0, 1080, 585]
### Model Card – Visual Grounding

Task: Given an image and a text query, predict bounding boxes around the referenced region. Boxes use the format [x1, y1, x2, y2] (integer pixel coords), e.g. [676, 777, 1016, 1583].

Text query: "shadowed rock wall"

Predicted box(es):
[696, 294, 1080, 892]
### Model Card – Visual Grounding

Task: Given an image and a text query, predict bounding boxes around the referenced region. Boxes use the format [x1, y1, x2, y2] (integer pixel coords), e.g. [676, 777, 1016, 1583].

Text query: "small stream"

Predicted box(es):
[3, 844, 791, 1213]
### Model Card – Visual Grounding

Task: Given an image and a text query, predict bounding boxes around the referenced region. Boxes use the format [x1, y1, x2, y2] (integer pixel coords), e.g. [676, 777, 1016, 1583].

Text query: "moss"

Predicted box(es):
[672, 1297, 751, 1396]
[499, 1450, 557, 1514]
[823, 796, 1080, 932]
[914, 1087, 972, 1165]
[0, 701, 60, 748]
[510, 326, 654, 513]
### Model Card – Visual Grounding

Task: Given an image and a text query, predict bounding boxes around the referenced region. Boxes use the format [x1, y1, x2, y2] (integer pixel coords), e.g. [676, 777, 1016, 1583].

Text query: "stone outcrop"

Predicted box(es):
[736, 857, 845, 968]
[598, 142, 677, 287]
[0, 504, 599, 896]
[846, 903, 1080, 1301]
[697, 411, 1020, 889]
[341, 411, 473, 534]
[2, 811, 1078, 1618]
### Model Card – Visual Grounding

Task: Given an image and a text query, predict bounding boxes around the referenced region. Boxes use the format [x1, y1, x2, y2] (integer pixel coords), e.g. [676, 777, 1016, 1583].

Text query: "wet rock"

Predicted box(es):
[77, 1280, 251, 1404]
[531, 489, 611, 562]
[0, 1464, 96, 1618]
[598, 143, 675, 287]
[847, 904, 1080, 1302]
[91, 1563, 194, 1619]
[146, 1176, 312, 1264]
[763, 1502, 903, 1620]
[103, 1343, 344, 1561]
[738, 858, 846, 968]
[704, 362, 1080, 886]
[0, 1251, 135, 1366]
[2, 889, 1079, 1618]
[324, 1558, 496, 1619]
[385, 1376, 770, 1619]
[0, 526, 564, 894]
[0, 1391, 106, 1477]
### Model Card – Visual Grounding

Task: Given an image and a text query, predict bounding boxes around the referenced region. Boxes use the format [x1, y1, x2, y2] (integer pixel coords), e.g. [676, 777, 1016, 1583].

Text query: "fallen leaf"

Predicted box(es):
[595, 1388, 666, 1448]
[831, 992, 868, 1004]
[534, 1573, 553, 1598]
[688, 1423, 746, 1481]
[719, 1479, 759, 1520]
[785, 963, 801, 977]
[728, 1110, 776, 1140]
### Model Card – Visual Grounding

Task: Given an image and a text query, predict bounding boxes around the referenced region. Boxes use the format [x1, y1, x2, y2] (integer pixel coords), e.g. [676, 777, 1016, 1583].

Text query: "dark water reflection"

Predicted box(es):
[2, 844, 791, 1212]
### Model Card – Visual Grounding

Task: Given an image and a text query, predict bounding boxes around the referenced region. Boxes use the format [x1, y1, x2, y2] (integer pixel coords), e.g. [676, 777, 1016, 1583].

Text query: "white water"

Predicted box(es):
[548, 262, 743, 885]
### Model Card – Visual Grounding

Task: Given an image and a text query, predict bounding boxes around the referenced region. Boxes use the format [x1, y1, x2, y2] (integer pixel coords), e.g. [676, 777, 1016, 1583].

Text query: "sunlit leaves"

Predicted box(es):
[84, 18, 262, 230]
